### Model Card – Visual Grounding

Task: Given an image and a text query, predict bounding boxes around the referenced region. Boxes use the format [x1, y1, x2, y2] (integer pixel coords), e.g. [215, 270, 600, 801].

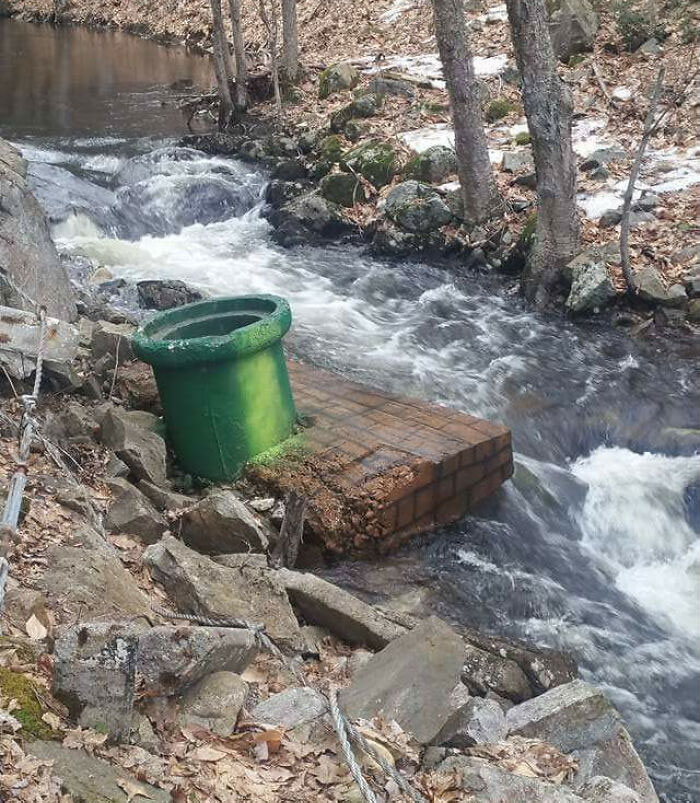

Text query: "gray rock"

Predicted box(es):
[105, 452, 130, 479]
[573, 726, 659, 803]
[506, 679, 621, 753]
[599, 209, 622, 228]
[368, 75, 415, 98]
[143, 535, 301, 649]
[688, 298, 700, 323]
[566, 258, 616, 313]
[2, 578, 48, 632]
[98, 405, 167, 487]
[105, 478, 167, 544]
[580, 776, 641, 802]
[318, 62, 360, 99]
[266, 191, 354, 247]
[299, 624, 330, 656]
[319, 172, 361, 207]
[628, 211, 655, 227]
[384, 181, 452, 232]
[136, 279, 203, 311]
[43, 401, 98, 442]
[251, 687, 328, 729]
[137, 480, 193, 512]
[549, 0, 599, 62]
[672, 246, 699, 266]
[178, 489, 271, 554]
[438, 756, 583, 801]
[637, 38, 660, 55]
[277, 568, 407, 649]
[634, 265, 686, 307]
[462, 643, 533, 702]
[29, 741, 170, 803]
[433, 696, 507, 748]
[341, 140, 398, 188]
[178, 671, 248, 736]
[339, 617, 465, 744]
[502, 151, 535, 173]
[632, 195, 659, 212]
[684, 274, 700, 298]
[53, 621, 147, 740]
[0, 139, 76, 321]
[580, 148, 626, 171]
[38, 523, 152, 626]
[407, 145, 458, 183]
[91, 320, 135, 364]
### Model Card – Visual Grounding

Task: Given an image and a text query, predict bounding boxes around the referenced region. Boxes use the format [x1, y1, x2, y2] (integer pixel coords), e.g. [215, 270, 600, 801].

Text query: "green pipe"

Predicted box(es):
[132, 295, 297, 481]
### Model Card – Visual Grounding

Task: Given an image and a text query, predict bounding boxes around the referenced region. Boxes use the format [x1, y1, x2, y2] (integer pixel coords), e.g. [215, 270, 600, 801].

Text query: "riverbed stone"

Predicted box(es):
[0, 138, 76, 321]
[143, 535, 301, 649]
[599, 209, 622, 228]
[549, 0, 599, 62]
[634, 265, 683, 306]
[566, 257, 616, 313]
[580, 777, 642, 803]
[319, 172, 361, 207]
[251, 687, 328, 729]
[91, 320, 136, 364]
[406, 145, 457, 183]
[341, 140, 398, 188]
[580, 148, 626, 171]
[178, 671, 248, 736]
[506, 679, 621, 753]
[462, 643, 533, 702]
[318, 62, 360, 99]
[687, 298, 700, 323]
[384, 181, 452, 232]
[178, 489, 272, 554]
[105, 478, 167, 543]
[137, 480, 193, 512]
[136, 279, 203, 310]
[433, 696, 507, 748]
[276, 568, 407, 649]
[265, 191, 355, 247]
[339, 617, 465, 744]
[98, 405, 167, 487]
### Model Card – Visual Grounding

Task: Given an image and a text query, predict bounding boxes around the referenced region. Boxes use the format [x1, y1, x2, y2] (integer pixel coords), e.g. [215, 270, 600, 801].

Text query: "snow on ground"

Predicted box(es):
[355, 52, 508, 89]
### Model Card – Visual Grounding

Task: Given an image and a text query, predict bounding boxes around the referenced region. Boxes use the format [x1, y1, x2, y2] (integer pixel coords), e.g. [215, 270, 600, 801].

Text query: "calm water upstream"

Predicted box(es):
[1, 19, 698, 801]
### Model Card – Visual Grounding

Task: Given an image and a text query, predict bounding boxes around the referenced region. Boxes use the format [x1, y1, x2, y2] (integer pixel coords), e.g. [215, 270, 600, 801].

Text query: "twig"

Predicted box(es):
[591, 59, 612, 105]
[108, 336, 120, 401]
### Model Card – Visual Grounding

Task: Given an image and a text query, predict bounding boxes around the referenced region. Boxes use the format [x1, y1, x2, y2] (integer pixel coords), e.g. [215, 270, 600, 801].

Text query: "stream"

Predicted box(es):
[1, 19, 699, 802]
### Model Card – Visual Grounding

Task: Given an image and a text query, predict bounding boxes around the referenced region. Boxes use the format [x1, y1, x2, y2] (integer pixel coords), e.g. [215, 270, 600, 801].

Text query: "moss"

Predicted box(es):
[422, 100, 449, 113]
[341, 139, 398, 188]
[485, 97, 517, 123]
[317, 135, 344, 164]
[247, 432, 310, 469]
[568, 53, 587, 66]
[0, 667, 57, 739]
[521, 213, 538, 247]
[514, 131, 532, 145]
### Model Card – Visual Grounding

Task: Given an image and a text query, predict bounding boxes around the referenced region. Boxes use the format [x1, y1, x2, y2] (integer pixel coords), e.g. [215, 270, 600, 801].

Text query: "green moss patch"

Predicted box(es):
[0, 667, 57, 739]
[486, 98, 517, 123]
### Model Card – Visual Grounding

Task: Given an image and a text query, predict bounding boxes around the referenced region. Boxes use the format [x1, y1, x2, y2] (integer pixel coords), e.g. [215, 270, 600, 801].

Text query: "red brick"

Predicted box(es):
[470, 472, 504, 506]
[485, 447, 511, 474]
[435, 493, 469, 525]
[439, 454, 460, 477]
[378, 503, 398, 532]
[459, 446, 477, 467]
[475, 440, 494, 460]
[501, 460, 514, 481]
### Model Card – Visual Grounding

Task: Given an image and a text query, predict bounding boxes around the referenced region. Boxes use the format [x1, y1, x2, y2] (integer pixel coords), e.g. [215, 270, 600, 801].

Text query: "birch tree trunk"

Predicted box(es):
[281, 0, 300, 82]
[210, 0, 234, 128]
[228, 0, 249, 111]
[505, 0, 580, 304]
[431, 0, 499, 225]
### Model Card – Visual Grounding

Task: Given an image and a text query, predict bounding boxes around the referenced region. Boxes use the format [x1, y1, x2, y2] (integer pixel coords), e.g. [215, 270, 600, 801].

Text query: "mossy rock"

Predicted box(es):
[319, 172, 361, 207]
[317, 134, 344, 164]
[384, 181, 453, 232]
[318, 62, 360, 99]
[340, 139, 398, 188]
[404, 145, 457, 183]
[0, 667, 57, 739]
[514, 131, 532, 145]
[344, 120, 370, 142]
[310, 160, 333, 180]
[486, 97, 517, 122]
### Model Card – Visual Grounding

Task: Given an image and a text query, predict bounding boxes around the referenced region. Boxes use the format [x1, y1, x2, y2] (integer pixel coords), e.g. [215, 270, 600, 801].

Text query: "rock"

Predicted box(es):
[178, 671, 248, 736]
[0, 139, 76, 320]
[438, 756, 583, 801]
[514, 172, 537, 189]
[344, 119, 371, 142]
[688, 298, 700, 323]
[138, 625, 256, 695]
[684, 274, 700, 297]
[105, 478, 167, 544]
[91, 320, 136, 364]
[580, 777, 642, 803]
[43, 401, 98, 442]
[264, 178, 312, 208]
[137, 480, 193, 512]
[462, 643, 533, 702]
[502, 151, 535, 173]
[339, 617, 465, 744]
[330, 94, 383, 133]
[136, 279, 203, 311]
[29, 741, 171, 803]
[38, 523, 152, 625]
[384, 181, 452, 232]
[271, 159, 307, 181]
[251, 686, 328, 729]
[265, 191, 355, 247]
[143, 535, 301, 649]
[105, 452, 130, 479]
[406, 145, 458, 183]
[628, 211, 655, 227]
[341, 140, 398, 188]
[98, 405, 167, 487]
[632, 194, 659, 212]
[130, 713, 160, 752]
[637, 38, 660, 55]
[580, 147, 626, 171]
[277, 569, 407, 649]
[433, 696, 507, 748]
[299, 624, 330, 656]
[318, 62, 360, 99]
[654, 306, 686, 328]
[506, 679, 620, 753]
[178, 489, 272, 554]
[2, 578, 48, 632]
[317, 134, 345, 164]
[368, 76, 415, 98]
[672, 245, 699, 266]
[319, 172, 361, 207]
[634, 265, 685, 307]
[549, 0, 599, 62]
[573, 726, 659, 803]
[566, 257, 616, 313]
[598, 209, 622, 228]
[0, 305, 80, 382]
[114, 360, 161, 412]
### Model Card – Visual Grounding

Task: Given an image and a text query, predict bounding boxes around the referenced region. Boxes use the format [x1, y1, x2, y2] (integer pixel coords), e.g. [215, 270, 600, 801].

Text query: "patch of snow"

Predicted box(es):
[379, 0, 421, 24]
[438, 181, 461, 192]
[477, 3, 508, 22]
[509, 122, 529, 138]
[356, 51, 508, 88]
[612, 86, 632, 101]
[571, 117, 617, 158]
[489, 149, 504, 164]
[473, 54, 509, 77]
[577, 192, 622, 220]
[400, 123, 454, 151]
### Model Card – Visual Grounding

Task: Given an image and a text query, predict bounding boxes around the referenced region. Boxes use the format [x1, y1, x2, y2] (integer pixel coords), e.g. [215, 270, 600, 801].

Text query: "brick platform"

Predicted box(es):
[245, 360, 513, 554]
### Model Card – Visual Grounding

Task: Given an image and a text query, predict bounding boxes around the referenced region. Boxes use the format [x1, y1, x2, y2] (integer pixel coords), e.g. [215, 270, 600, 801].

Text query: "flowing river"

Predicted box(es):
[1, 19, 698, 801]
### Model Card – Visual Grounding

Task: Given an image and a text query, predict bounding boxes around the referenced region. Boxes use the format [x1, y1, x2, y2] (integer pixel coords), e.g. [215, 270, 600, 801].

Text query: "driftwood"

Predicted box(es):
[270, 492, 307, 569]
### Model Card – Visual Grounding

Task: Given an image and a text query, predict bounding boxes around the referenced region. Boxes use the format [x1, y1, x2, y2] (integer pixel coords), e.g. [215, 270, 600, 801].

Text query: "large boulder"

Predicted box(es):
[462, 642, 533, 702]
[406, 145, 458, 183]
[565, 254, 617, 313]
[549, 0, 599, 62]
[341, 140, 398, 188]
[178, 671, 248, 736]
[276, 568, 407, 649]
[136, 279, 203, 311]
[384, 181, 453, 232]
[634, 265, 688, 307]
[143, 535, 301, 649]
[506, 679, 621, 753]
[178, 489, 272, 554]
[0, 139, 76, 321]
[105, 478, 167, 544]
[433, 696, 508, 748]
[90, 320, 136, 364]
[339, 617, 465, 744]
[319, 172, 361, 207]
[330, 94, 383, 133]
[265, 191, 355, 247]
[318, 62, 360, 99]
[98, 405, 167, 487]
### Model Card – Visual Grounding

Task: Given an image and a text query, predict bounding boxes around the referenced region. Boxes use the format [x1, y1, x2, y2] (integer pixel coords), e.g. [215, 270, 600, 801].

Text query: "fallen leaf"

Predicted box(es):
[41, 712, 62, 731]
[25, 614, 47, 641]
[189, 745, 227, 762]
[116, 777, 153, 802]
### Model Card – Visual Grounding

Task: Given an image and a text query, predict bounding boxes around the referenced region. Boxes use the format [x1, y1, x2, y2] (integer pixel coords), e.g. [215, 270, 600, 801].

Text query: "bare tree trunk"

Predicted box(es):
[620, 67, 664, 293]
[210, 0, 235, 128]
[259, 0, 282, 117]
[431, 0, 499, 225]
[281, 0, 299, 82]
[228, 0, 249, 111]
[505, 0, 580, 305]
[270, 492, 306, 569]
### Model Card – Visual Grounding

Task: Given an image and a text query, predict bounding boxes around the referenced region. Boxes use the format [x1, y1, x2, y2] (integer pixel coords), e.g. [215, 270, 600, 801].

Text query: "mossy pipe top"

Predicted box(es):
[132, 295, 292, 368]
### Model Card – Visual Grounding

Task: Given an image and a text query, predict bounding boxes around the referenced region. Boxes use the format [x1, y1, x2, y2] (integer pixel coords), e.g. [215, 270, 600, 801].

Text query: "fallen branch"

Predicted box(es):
[270, 492, 306, 569]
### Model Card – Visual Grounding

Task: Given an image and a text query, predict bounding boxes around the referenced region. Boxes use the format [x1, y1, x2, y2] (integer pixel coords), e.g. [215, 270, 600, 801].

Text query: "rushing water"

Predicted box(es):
[1, 19, 699, 801]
